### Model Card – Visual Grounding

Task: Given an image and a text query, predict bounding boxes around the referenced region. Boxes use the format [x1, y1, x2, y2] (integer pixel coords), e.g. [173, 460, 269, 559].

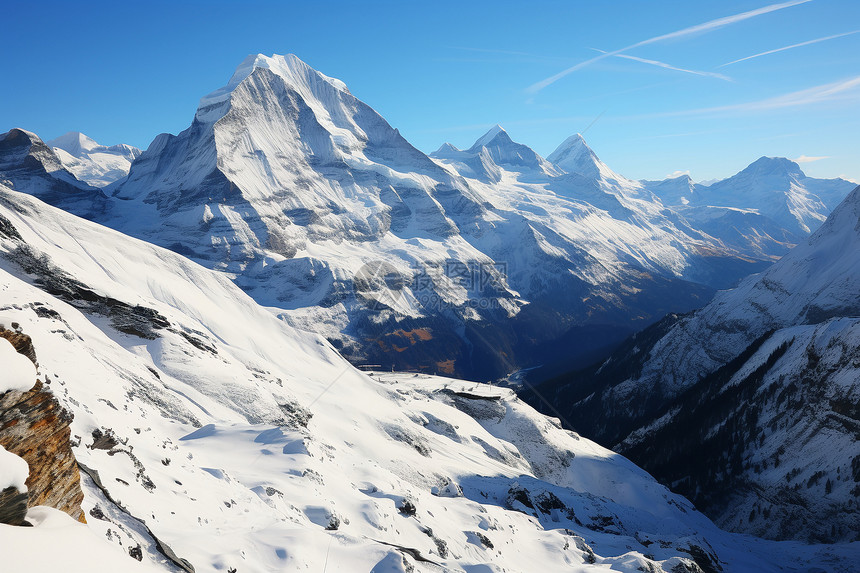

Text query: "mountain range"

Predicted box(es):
[1, 53, 859, 571]
[1, 53, 854, 382]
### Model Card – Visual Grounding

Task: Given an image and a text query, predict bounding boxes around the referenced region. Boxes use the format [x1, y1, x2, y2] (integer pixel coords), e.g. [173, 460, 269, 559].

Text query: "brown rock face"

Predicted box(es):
[0, 486, 29, 526]
[0, 327, 86, 523]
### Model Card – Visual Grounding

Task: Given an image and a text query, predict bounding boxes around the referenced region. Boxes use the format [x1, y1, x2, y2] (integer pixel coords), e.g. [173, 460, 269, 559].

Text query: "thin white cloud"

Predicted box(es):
[706, 75, 860, 112]
[653, 75, 860, 117]
[793, 155, 829, 163]
[666, 170, 692, 178]
[719, 29, 860, 67]
[610, 52, 733, 81]
[527, 0, 811, 93]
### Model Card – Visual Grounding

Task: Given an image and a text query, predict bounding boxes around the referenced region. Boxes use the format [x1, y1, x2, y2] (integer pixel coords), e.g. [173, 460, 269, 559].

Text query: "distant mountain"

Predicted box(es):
[521, 183, 860, 543]
[695, 157, 853, 234]
[0, 128, 108, 217]
[643, 158, 856, 260]
[48, 131, 140, 187]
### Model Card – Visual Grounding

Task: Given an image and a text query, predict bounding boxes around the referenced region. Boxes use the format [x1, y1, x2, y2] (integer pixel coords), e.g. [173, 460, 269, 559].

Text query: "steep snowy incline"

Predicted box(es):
[639, 183, 860, 387]
[1, 184, 858, 572]
[48, 132, 140, 188]
[522, 184, 860, 543]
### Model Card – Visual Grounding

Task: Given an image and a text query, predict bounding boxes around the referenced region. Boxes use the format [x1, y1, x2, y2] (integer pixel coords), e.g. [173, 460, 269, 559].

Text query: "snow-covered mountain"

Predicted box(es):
[643, 159, 856, 259]
[1, 54, 775, 381]
[1, 182, 859, 572]
[432, 127, 767, 292]
[48, 132, 140, 187]
[2, 55, 852, 383]
[698, 157, 852, 234]
[0, 128, 108, 218]
[522, 183, 860, 543]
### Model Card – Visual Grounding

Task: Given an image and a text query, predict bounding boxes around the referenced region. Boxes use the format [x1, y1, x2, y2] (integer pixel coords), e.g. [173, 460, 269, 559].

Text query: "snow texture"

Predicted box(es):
[0, 335, 36, 393]
[0, 444, 29, 492]
[0, 506, 162, 572]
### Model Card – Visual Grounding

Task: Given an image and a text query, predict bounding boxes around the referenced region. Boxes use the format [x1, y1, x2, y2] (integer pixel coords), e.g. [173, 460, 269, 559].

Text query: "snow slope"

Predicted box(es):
[1, 507, 162, 573]
[0, 444, 29, 493]
[637, 183, 860, 390]
[0, 184, 857, 571]
[0, 336, 36, 393]
[48, 132, 140, 188]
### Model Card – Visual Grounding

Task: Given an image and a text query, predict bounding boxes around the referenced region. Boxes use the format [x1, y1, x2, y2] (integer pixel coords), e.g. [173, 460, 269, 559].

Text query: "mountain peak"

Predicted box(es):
[1, 128, 58, 168]
[548, 132, 617, 182]
[47, 132, 99, 157]
[548, 133, 591, 165]
[196, 53, 349, 122]
[469, 124, 510, 150]
[431, 142, 461, 158]
[741, 156, 805, 179]
[2, 127, 41, 146]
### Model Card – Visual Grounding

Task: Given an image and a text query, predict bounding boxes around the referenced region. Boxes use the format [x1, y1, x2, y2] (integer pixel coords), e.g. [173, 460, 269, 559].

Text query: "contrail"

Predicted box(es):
[719, 29, 860, 67]
[527, 0, 811, 93]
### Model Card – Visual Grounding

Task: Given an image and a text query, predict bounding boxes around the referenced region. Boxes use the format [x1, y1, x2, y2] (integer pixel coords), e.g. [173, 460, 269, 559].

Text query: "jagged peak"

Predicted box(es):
[469, 124, 511, 151]
[547, 133, 594, 167]
[196, 53, 349, 122]
[551, 132, 587, 152]
[1, 128, 56, 162]
[547, 133, 624, 184]
[670, 173, 694, 182]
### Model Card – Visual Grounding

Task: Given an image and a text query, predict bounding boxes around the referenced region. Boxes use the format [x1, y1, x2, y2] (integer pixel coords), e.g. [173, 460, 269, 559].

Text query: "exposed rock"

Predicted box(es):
[78, 461, 196, 572]
[0, 326, 38, 364]
[0, 485, 29, 526]
[0, 327, 85, 523]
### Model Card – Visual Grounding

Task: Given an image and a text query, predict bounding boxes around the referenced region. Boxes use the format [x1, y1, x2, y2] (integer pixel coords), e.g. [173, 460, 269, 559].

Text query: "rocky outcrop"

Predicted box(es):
[0, 327, 86, 523]
[0, 486, 29, 525]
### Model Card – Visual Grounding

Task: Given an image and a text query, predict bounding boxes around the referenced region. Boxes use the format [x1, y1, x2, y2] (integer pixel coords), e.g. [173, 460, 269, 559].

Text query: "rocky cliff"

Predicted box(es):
[0, 327, 85, 523]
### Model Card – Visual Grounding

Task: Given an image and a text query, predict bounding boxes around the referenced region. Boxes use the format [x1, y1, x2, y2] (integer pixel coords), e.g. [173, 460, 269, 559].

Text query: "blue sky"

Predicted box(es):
[3, 0, 859, 182]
